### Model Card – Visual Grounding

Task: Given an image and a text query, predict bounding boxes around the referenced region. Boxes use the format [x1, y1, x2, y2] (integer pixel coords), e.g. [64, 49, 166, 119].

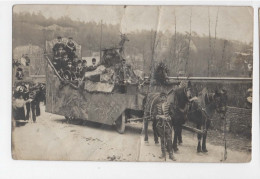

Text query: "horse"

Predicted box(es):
[143, 86, 227, 153]
[186, 87, 227, 152]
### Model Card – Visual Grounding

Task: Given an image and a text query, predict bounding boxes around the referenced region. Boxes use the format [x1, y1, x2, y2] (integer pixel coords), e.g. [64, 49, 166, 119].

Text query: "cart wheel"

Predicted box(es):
[115, 111, 126, 134]
[65, 116, 72, 124]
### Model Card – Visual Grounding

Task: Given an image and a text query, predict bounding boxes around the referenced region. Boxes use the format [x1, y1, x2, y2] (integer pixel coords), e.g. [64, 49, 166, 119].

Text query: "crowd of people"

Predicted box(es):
[52, 36, 98, 81]
[12, 82, 45, 123]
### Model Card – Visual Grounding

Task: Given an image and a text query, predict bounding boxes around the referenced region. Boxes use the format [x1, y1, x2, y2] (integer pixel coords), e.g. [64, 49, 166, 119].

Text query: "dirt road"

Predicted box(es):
[12, 105, 251, 162]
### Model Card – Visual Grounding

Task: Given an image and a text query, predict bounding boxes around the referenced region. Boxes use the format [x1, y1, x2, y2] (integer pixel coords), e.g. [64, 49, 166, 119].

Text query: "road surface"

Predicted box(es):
[12, 105, 251, 162]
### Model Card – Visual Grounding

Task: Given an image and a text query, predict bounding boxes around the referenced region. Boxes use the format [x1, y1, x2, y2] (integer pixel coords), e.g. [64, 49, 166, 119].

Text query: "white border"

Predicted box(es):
[0, 1, 259, 179]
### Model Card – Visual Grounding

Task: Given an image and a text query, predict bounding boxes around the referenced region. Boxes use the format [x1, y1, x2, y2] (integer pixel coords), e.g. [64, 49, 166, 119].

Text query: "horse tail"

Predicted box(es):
[143, 93, 161, 118]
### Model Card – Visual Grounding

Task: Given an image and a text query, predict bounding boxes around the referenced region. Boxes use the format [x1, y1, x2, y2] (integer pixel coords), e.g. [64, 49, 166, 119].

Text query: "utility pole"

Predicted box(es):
[99, 20, 103, 63]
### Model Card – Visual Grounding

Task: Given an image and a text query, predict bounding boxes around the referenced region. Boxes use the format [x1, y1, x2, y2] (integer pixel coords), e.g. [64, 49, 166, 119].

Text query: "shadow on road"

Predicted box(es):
[53, 118, 145, 136]
[14, 121, 29, 127]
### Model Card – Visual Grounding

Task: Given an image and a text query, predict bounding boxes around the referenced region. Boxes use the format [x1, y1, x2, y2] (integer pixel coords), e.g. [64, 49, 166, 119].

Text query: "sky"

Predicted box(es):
[13, 5, 253, 43]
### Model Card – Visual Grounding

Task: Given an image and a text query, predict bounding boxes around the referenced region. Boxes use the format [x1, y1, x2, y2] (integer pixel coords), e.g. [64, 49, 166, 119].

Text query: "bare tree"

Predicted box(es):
[219, 40, 228, 76]
[212, 7, 219, 75]
[149, 29, 161, 84]
[208, 7, 212, 77]
[185, 7, 192, 76]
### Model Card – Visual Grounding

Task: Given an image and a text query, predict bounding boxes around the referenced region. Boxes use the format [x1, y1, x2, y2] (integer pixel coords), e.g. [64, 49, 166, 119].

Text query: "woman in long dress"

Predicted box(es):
[12, 92, 32, 121]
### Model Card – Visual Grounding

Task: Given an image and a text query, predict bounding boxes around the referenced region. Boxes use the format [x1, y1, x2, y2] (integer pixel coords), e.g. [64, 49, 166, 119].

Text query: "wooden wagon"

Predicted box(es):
[45, 39, 145, 133]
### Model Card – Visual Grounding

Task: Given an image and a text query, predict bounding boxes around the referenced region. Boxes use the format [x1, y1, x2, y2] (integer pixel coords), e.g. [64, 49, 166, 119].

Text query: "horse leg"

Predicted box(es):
[197, 124, 202, 153]
[36, 100, 40, 116]
[202, 119, 210, 152]
[25, 102, 30, 120]
[144, 119, 149, 142]
[202, 131, 208, 153]
[178, 126, 183, 145]
[172, 125, 179, 152]
[152, 120, 159, 144]
[31, 101, 36, 122]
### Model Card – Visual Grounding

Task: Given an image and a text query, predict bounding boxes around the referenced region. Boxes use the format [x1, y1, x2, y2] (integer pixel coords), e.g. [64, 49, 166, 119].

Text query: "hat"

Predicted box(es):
[69, 37, 73, 39]
[57, 36, 62, 39]
[17, 67, 23, 71]
[82, 60, 87, 63]
[77, 60, 82, 64]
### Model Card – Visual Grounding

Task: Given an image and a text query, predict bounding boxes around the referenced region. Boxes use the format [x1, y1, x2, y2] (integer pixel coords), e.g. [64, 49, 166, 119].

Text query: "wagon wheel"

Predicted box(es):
[115, 111, 126, 134]
[65, 116, 74, 123]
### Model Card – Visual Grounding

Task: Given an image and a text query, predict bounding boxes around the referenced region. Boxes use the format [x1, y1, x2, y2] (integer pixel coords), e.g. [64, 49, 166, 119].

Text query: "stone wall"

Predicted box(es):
[211, 107, 252, 138]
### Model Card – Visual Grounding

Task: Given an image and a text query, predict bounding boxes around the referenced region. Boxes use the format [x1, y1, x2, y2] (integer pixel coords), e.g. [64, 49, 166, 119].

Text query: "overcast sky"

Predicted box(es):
[13, 5, 253, 43]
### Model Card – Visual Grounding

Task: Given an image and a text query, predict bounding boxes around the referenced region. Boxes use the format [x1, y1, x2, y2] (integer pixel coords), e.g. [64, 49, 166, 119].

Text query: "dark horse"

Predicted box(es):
[143, 87, 227, 152]
[186, 88, 227, 152]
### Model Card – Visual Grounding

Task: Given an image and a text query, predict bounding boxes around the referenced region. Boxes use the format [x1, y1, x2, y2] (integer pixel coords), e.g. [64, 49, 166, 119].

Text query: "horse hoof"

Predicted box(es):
[197, 148, 202, 153]
[202, 149, 208, 153]
[155, 141, 159, 144]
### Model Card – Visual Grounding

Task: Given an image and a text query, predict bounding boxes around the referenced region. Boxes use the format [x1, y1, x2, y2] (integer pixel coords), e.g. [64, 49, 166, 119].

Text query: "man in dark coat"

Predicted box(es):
[82, 60, 88, 71]
[65, 37, 76, 60]
[62, 61, 76, 81]
[170, 81, 191, 152]
[75, 60, 84, 78]
[53, 46, 65, 72]
[22, 83, 31, 121]
[60, 53, 71, 71]
[72, 56, 79, 67]
[29, 86, 42, 123]
[53, 36, 65, 55]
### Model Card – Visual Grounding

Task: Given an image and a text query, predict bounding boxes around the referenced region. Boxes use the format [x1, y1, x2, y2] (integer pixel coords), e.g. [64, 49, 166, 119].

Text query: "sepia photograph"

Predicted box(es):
[11, 5, 253, 162]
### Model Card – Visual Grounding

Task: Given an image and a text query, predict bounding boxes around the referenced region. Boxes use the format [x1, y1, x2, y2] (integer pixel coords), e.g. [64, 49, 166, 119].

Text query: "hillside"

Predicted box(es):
[13, 12, 252, 77]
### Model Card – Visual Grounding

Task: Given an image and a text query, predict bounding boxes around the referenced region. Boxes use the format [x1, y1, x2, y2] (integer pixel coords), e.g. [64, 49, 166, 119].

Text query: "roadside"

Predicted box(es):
[12, 105, 251, 162]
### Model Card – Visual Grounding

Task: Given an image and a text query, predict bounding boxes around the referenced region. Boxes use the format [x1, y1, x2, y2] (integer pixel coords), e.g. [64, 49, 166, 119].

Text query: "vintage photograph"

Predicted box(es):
[12, 5, 252, 162]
